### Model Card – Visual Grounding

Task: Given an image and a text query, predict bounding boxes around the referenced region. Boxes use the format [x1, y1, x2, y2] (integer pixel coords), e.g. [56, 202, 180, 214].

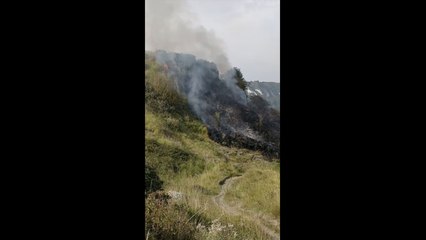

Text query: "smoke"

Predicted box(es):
[145, 0, 231, 73]
[151, 50, 280, 157]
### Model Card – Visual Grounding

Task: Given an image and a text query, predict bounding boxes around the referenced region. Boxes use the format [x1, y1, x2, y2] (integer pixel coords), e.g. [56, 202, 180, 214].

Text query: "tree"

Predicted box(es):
[234, 67, 248, 92]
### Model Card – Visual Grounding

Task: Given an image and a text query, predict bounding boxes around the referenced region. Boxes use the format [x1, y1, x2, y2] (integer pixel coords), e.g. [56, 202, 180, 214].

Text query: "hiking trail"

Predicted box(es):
[212, 175, 280, 240]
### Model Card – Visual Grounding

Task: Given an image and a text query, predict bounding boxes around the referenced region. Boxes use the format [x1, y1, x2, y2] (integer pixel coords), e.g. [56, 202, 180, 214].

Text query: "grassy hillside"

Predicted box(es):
[145, 53, 280, 240]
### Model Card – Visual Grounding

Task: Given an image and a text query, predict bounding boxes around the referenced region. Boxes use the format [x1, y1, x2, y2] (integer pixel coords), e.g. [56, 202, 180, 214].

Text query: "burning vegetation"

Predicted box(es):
[149, 50, 280, 159]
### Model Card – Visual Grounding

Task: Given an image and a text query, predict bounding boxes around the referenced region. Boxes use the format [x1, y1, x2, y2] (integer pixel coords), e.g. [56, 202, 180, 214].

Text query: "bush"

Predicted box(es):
[145, 166, 163, 196]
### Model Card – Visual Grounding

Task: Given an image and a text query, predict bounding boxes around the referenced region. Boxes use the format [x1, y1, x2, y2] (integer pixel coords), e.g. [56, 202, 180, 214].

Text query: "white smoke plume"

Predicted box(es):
[145, 0, 231, 73]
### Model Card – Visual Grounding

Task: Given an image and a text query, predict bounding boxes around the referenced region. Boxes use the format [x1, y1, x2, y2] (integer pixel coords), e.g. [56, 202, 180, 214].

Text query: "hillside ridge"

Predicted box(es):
[150, 50, 280, 159]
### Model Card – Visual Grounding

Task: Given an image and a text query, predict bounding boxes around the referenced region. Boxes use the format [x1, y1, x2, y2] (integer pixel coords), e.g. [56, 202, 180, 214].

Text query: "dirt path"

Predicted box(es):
[212, 176, 280, 240]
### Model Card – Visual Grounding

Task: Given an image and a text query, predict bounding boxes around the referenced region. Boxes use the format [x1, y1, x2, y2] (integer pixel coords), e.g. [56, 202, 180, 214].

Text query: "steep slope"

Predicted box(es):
[151, 50, 280, 158]
[247, 81, 280, 111]
[145, 54, 280, 240]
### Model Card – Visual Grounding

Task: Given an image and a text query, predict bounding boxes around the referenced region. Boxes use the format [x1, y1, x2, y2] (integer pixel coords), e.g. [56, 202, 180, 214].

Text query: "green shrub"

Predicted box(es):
[145, 166, 163, 196]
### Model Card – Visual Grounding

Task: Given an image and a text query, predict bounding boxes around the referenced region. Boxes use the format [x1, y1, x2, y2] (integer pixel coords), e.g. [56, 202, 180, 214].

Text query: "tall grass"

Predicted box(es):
[224, 167, 280, 218]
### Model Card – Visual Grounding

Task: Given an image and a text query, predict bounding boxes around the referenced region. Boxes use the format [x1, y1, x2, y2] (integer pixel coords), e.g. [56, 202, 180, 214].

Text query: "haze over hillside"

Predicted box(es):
[247, 81, 280, 111]
[151, 50, 280, 158]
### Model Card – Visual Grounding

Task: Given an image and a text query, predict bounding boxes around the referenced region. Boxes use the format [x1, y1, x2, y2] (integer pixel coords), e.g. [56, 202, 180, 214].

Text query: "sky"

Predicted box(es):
[145, 0, 280, 83]
[186, 0, 280, 83]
